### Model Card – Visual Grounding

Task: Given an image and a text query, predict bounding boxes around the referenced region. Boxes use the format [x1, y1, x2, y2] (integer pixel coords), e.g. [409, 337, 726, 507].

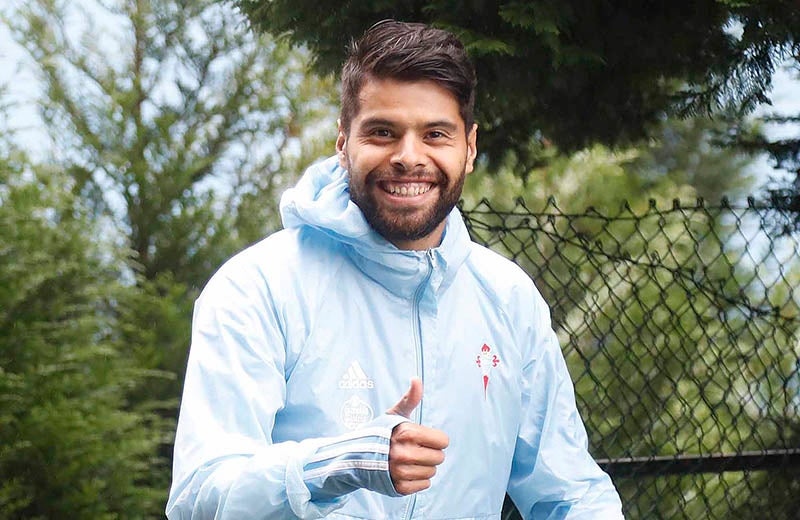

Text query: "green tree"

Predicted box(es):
[462, 115, 754, 212]
[462, 117, 799, 518]
[0, 143, 167, 518]
[232, 0, 800, 171]
[6, 0, 337, 286]
[3, 0, 339, 508]
[4, 0, 338, 396]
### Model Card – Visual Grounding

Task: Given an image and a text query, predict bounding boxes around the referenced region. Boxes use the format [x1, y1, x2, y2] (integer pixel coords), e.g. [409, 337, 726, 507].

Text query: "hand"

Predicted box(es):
[386, 378, 449, 495]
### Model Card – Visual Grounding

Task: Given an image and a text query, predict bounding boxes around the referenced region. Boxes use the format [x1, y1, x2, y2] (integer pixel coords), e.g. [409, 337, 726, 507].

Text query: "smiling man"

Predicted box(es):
[340, 75, 476, 251]
[167, 21, 623, 519]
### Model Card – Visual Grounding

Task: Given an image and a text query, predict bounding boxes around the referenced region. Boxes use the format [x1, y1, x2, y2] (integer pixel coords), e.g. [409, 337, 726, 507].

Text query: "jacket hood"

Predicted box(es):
[279, 156, 472, 297]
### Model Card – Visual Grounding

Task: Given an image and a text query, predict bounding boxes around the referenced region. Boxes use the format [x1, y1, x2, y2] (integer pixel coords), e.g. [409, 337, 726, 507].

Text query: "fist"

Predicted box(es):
[387, 378, 449, 495]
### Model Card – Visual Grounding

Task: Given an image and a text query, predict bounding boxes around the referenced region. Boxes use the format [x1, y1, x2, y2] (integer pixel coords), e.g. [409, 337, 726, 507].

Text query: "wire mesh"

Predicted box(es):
[461, 198, 800, 519]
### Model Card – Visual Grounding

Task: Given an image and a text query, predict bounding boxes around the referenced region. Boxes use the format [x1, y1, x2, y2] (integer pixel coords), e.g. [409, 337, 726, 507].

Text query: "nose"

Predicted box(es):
[390, 133, 428, 172]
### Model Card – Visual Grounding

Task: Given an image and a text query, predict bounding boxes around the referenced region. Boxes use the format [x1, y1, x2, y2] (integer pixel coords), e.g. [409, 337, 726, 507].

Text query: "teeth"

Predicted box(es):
[385, 182, 432, 197]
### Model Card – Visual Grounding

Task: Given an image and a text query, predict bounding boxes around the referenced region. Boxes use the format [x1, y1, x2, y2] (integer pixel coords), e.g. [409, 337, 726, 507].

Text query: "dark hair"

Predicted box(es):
[340, 20, 476, 134]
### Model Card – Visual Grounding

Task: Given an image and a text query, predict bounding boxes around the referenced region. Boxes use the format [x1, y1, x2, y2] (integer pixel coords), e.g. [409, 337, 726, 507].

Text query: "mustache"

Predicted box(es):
[366, 167, 445, 183]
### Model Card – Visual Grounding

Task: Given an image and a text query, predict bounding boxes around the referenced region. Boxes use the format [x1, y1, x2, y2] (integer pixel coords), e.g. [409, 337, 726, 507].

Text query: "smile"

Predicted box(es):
[378, 181, 434, 197]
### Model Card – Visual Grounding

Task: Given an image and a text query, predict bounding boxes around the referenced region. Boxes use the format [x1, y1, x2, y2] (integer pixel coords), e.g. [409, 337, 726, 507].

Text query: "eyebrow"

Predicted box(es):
[360, 118, 397, 128]
[360, 117, 459, 133]
[424, 120, 459, 132]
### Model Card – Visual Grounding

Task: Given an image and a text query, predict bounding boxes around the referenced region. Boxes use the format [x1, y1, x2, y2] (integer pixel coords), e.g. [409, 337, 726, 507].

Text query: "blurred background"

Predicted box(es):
[1, 1, 798, 518]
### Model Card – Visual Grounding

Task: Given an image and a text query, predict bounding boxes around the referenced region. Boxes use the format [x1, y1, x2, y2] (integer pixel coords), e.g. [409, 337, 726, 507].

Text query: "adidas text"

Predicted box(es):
[339, 379, 375, 389]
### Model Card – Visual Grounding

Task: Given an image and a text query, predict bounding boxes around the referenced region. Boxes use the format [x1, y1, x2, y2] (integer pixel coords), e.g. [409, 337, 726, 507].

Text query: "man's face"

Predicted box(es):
[337, 77, 477, 250]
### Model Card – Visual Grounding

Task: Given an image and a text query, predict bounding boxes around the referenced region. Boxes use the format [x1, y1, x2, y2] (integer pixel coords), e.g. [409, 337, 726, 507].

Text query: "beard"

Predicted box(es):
[347, 162, 465, 246]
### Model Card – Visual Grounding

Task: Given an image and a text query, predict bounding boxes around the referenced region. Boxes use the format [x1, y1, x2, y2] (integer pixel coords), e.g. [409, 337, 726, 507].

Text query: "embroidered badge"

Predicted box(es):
[340, 395, 374, 430]
[476, 343, 500, 399]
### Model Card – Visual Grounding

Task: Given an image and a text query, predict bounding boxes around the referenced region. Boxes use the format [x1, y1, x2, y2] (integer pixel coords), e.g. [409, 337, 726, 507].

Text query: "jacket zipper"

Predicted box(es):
[404, 249, 435, 520]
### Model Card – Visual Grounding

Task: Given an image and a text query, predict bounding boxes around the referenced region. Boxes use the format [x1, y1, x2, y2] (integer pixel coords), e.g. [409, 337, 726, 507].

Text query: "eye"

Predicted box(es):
[427, 130, 448, 140]
[372, 128, 392, 138]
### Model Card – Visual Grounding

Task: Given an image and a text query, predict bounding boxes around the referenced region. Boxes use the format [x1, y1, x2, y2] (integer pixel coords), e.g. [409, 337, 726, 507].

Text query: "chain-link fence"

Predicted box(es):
[461, 198, 800, 519]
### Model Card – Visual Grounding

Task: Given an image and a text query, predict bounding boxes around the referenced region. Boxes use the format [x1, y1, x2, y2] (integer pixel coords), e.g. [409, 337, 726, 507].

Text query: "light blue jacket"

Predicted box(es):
[167, 157, 624, 519]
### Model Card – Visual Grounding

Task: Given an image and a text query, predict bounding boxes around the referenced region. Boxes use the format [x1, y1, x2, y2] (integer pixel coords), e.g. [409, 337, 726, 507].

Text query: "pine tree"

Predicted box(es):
[231, 0, 800, 172]
[3, 0, 339, 508]
[0, 142, 167, 518]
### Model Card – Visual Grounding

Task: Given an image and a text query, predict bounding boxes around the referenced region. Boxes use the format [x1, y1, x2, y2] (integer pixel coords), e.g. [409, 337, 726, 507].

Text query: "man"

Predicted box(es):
[167, 20, 623, 519]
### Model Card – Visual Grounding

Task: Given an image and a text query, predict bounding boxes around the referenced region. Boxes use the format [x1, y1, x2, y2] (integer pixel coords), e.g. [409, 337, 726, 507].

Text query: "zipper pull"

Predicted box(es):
[427, 249, 436, 270]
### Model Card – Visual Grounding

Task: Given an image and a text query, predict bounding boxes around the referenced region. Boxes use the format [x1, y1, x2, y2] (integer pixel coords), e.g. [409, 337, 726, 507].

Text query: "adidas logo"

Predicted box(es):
[338, 361, 375, 389]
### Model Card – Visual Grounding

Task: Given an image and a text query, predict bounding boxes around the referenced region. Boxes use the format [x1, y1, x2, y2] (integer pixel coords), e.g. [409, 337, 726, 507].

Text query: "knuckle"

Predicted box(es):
[389, 444, 399, 459]
[394, 465, 413, 480]
[393, 425, 416, 443]
[395, 481, 413, 495]
[389, 445, 413, 464]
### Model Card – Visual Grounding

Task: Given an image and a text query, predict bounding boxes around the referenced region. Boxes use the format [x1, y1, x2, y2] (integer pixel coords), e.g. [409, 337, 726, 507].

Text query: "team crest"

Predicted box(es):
[476, 343, 500, 399]
[340, 395, 374, 430]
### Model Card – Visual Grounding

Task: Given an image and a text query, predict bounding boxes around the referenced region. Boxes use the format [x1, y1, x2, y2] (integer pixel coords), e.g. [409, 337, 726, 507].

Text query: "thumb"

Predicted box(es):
[387, 377, 423, 418]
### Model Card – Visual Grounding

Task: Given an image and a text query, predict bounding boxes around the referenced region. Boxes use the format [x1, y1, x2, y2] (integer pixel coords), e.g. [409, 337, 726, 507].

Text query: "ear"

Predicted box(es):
[465, 123, 478, 174]
[336, 119, 348, 169]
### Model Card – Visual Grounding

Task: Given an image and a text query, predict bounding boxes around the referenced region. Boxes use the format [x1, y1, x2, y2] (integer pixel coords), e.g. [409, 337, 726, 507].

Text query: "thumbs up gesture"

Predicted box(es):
[386, 378, 449, 495]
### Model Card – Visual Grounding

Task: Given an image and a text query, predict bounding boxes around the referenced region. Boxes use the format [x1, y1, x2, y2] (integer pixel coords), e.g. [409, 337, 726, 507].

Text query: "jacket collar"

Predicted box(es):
[280, 156, 471, 298]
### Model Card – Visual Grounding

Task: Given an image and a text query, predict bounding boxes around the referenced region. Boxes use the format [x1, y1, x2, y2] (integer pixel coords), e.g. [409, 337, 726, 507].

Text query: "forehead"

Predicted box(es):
[354, 77, 464, 129]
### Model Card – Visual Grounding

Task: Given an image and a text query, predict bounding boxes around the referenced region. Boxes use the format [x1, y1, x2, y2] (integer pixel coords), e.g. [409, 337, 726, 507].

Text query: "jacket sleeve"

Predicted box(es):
[507, 289, 624, 520]
[166, 266, 406, 519]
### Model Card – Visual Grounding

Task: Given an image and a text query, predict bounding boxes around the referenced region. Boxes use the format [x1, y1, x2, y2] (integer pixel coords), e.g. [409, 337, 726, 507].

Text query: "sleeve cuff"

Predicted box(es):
[285, 439, 346, 518]
[302, 414, 410, 502]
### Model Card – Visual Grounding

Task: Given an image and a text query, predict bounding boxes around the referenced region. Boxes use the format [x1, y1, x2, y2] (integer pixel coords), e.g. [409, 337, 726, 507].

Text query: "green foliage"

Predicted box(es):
[463, 115, 754, 212]
[2, 0, 340, 514]
[0, 147, 168, 518]
[233, 0, 800, 171]
[463, 117, 799, 518]
[114, 272, 193, 407]
[6, 0, 338, 287]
